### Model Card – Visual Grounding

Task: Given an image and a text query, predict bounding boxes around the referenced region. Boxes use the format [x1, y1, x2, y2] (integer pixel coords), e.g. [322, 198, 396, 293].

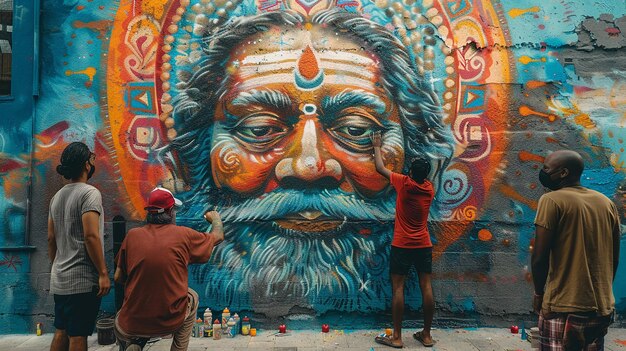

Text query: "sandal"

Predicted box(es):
[413, 331, 434, 347]
[375, 333, 403, 348]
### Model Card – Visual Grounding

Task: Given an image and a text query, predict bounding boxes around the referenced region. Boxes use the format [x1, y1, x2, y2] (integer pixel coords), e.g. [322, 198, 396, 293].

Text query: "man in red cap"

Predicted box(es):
[113, 187, 224, 351]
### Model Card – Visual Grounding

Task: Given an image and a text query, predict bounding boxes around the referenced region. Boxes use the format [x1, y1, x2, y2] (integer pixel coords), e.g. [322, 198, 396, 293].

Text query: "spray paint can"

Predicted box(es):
[203, 308, 213, 337]
[241, 317, 250, 335]
[222, 308, 230, 329]
[233, 313, 240, 335]
[196, 319, 204, 338]
[36, 323, 43, 336]
[227, 317, 237, 338]
[213, 319, 222, 340]
[203, 308, 212, 325]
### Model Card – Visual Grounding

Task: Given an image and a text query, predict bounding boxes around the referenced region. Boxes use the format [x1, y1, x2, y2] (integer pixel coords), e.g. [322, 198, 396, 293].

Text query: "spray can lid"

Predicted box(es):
[223, 307, 230, 313]
[213, 319, 221, 324]
[204, 308, 211, 313]
[243, 317, 250, 322]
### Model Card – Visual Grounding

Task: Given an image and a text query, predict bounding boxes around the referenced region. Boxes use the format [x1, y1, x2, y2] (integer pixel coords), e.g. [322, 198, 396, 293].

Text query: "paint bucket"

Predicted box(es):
[96, 318, 116, 345]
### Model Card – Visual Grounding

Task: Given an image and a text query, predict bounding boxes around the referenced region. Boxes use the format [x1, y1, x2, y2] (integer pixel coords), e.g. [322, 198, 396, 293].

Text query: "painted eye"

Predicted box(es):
[231, 114, 289, 151]
[240, 126, 283, 138]
[329, 115, 381, 152]
[338, 126, 370, 137]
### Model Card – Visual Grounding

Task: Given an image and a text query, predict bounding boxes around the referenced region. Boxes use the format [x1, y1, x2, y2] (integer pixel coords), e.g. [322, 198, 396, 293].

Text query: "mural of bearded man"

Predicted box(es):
[168, 8, 454, 313]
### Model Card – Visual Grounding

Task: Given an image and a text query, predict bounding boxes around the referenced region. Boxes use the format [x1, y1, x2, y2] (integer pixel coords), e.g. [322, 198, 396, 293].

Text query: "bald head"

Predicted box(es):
[545, 150, 585, 181]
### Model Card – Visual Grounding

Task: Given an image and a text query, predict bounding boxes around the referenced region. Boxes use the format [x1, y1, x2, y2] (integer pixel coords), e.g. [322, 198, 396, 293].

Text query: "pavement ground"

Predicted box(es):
[2, 327, 626, 351]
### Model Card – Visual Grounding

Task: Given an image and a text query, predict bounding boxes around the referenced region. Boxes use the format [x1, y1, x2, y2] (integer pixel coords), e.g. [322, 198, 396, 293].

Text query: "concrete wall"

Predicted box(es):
[1, 0, 625, 333]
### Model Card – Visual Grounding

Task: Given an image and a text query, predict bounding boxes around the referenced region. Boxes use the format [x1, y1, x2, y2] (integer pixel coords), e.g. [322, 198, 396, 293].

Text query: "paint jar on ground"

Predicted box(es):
[96, 318, 116, 345]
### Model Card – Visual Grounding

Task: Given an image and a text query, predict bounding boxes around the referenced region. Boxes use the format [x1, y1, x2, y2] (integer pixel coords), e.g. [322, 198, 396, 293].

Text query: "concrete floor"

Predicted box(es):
[2, 327, 626, 351]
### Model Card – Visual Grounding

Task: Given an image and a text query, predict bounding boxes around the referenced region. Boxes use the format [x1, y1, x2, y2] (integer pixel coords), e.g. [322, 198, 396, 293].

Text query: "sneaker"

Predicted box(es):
[126, 344, 142, 351]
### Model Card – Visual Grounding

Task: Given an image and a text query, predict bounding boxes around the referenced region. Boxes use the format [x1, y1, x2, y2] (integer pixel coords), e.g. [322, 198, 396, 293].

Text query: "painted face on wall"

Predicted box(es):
[168, 9, 452, 311]
[210, 26, 405, 234]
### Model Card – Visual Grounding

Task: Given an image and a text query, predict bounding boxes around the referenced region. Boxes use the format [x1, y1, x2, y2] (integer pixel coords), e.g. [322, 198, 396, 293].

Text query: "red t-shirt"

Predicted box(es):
[389, 172, 434, 248]
[116, 224, 217, 335]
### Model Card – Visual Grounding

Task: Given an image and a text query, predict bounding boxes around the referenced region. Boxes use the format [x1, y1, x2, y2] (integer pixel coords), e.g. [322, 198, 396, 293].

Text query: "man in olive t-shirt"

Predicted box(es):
[532, 150, 621, 350]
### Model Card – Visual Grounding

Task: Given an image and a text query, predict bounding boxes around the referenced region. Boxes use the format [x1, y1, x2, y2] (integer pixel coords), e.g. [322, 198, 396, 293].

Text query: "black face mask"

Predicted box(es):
[87, 161, 96, 180]
[539, 168, 562, 190]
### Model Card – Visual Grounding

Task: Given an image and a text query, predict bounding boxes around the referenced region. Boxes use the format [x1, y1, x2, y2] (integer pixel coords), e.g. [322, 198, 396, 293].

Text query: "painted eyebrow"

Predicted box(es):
[321, 89, 387, 117]
[230, 89, 292, 111]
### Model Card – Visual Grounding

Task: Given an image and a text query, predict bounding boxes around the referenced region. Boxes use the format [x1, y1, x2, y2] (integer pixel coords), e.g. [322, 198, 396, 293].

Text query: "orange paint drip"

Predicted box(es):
[519, 105, 557, 122]
[508, 6, 540, 18]
[499, 184, 538, 210]
[519, 56, 547, 65]
[526, 80, 546, 89]
[73, 102, 96, 109]
[65, 67, 97, 82]
[72, 20, 113, 38]
[546, 137, 558, 144]
[298, 46, 320, 80]
[573, 113, 596, 129]
[615, 340, 626, 346]
[477, 229, 493, 241]
[518, 151, 545, 163]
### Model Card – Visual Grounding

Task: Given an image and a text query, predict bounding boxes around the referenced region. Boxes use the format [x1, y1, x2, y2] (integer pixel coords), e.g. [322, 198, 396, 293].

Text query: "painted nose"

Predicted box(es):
[275, 119, 342, 187]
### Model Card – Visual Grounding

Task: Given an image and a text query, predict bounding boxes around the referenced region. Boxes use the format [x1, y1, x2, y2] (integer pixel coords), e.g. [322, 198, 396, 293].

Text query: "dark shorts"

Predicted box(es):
[54, 287, 102, 337]
[389, 246, 432, 275]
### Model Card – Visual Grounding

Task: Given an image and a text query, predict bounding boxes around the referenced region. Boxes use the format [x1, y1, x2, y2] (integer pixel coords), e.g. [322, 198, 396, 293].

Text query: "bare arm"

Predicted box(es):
[114, 266, 125, 285]
[371, 132, 391, 180]
[614, 223, 621, 282]
[48, 217, 57, 264]
[531, 224, 554, 312]
[82, 211, 111, 297]
[204, 211, 224, 244]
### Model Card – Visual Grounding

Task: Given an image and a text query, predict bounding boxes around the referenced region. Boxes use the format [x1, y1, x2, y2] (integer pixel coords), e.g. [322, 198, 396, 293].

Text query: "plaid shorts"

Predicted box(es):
[538, 312, 613, 351]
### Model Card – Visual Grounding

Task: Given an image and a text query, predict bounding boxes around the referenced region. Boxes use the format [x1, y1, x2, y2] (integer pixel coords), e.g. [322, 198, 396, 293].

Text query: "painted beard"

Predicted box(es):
[184, 189, 397, 314]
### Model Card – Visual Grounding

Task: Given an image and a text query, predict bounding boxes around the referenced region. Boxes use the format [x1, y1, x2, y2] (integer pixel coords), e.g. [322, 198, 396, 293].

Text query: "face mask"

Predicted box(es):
[87, 161, 96, 180]
[539, 168, 562, 190]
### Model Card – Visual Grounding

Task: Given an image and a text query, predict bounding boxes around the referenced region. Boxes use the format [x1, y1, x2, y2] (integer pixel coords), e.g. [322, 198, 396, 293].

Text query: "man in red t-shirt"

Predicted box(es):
[113, 187, 224, 351]
[371, 132, 435, 349]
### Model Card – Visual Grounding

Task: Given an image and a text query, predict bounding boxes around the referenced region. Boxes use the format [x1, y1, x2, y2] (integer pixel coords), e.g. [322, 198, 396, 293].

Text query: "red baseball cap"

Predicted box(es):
[144, 187, 183, 213]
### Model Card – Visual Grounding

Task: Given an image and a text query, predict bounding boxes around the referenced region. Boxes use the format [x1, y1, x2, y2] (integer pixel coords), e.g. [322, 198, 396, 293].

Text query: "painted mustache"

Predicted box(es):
[217, 189, 396, 223]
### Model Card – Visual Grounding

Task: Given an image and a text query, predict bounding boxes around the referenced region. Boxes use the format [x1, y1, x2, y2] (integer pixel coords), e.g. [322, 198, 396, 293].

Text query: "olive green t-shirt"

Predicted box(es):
[535, 186, 620, 316]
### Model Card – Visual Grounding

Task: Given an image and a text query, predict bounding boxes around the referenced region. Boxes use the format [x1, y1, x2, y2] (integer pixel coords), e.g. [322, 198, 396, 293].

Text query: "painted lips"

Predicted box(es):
[275, 210, 346, 233]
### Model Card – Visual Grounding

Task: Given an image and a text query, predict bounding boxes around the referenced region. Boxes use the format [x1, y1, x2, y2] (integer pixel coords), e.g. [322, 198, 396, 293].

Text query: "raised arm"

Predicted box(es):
[204, 210, 224, 245]
[371, 131, 391, 180]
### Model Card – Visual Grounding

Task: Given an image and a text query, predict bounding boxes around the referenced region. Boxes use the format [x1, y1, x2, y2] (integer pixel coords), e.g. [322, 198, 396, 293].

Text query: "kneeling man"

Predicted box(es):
[114, 187, 224, 351]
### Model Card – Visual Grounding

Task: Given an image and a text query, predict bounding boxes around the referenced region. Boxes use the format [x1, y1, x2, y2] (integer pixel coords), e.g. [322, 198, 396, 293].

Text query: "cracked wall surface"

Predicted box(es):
[1, 0, 626, 333]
